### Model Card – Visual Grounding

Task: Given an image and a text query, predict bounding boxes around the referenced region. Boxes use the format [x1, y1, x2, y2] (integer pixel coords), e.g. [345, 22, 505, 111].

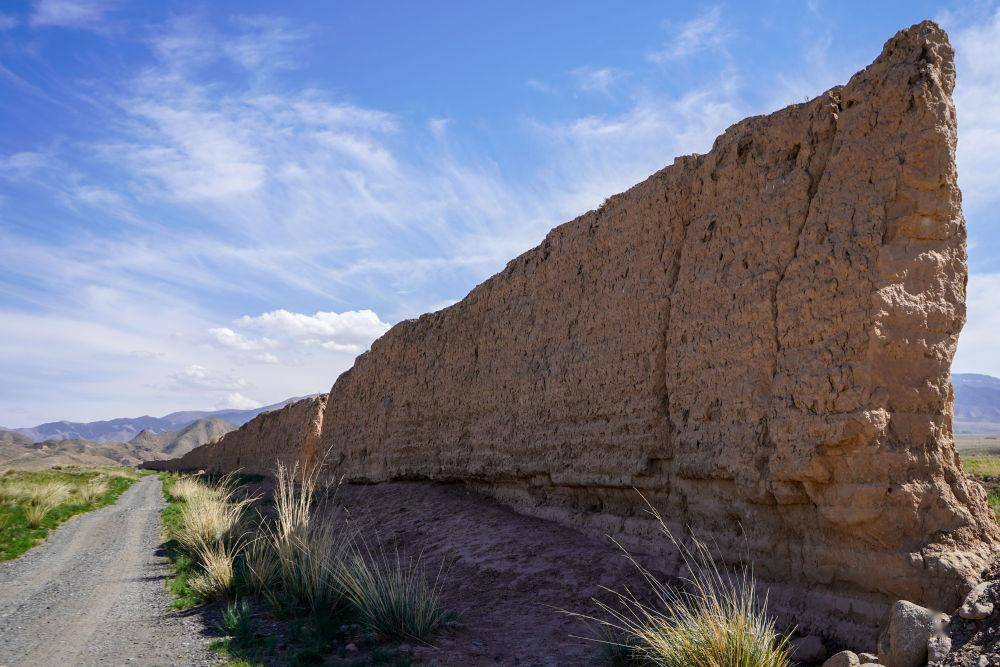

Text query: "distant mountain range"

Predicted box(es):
[6, 396, 316, 444]
[1, 374, 997, 468]
[0, 416, 239, 471]
[953, 373, 1000, 434]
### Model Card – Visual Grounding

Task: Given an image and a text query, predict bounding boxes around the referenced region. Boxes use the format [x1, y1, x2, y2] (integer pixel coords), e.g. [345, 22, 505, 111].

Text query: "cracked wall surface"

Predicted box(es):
[152, 22, 999, 642]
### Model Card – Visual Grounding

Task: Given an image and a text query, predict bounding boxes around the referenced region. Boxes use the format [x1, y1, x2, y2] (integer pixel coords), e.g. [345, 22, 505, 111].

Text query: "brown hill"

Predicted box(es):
[0, 418, 236, 470]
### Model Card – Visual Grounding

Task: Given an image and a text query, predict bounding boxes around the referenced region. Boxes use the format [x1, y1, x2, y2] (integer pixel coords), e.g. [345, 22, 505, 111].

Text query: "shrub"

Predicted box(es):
[337, 541, 449, 642]
[570, 502, 791, 667]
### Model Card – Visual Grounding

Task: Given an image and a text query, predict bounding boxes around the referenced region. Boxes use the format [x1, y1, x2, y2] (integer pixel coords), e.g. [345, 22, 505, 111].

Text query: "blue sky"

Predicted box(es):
[1, 0, 999, 425]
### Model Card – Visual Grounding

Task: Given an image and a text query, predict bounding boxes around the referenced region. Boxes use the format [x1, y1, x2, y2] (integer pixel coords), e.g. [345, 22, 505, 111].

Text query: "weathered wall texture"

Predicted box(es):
[152, 22, 999, 642]
[141, 395, 327, 476]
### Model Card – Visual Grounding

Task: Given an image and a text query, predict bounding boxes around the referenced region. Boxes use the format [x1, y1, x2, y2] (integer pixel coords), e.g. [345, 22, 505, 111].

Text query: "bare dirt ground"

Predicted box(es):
[0, 475, 214, 666]
[338, 481, 672, 666]
[957, 433, 1000, 456]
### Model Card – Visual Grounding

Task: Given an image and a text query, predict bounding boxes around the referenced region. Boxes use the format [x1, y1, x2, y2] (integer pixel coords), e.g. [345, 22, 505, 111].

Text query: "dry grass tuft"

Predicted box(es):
[569, 501, 791, 667]
[78, 478, 110, 505]
[23, 501, 55, 528]
[172, 475, 252, 557]
[169, 476, 215, 503]
[337, 540, 449, 642]
[188, 540, 239, 601]
[255, 463, 351, 615]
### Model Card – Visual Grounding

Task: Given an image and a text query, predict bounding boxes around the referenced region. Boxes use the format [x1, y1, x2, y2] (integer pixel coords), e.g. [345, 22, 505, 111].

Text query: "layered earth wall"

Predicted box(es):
[142, 395, 327, 476]
[151, 22, 999, 642]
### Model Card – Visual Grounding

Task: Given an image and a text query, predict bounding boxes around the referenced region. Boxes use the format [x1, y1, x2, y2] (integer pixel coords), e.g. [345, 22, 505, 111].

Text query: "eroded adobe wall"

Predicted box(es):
[310, 22, 998, 641]
[141, 395, 327, 476]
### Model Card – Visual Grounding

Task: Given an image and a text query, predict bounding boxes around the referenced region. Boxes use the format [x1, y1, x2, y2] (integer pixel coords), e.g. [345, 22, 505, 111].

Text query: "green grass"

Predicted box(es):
[159, 472, 203, 609]
[961, 454, 1000, 521]
[963, 455, 1000, 478]
[0, 467, 141, 561]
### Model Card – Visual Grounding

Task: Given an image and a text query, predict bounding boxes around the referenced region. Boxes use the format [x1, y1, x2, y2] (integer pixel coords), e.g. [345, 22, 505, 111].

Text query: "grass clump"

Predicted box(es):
[260, 463, 351, 616]
[79, 478, 110, 505]
[160, 472, 253, 605]
[570, 501, 791, 667]
[221, 598, 255, 642]
[189, 540, 241, 601]
[159, 464, 449, 663]
[338, 542, 450, 642]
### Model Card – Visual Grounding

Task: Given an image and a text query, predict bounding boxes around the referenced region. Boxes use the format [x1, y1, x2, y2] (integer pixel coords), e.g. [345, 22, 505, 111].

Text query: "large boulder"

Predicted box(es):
[877, 600, 949, 667]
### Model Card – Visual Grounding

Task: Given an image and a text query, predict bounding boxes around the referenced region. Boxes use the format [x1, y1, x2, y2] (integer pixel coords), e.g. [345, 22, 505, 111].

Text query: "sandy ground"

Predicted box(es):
[956, 433, 1000, 456]
[338, 481, 673, 666]
[0, 475, 214, 666]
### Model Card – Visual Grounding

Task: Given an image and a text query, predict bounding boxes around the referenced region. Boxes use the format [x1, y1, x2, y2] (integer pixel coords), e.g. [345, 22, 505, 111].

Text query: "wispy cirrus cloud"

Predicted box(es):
[647, 6, 732, 63]
[0, 9, 753, 423]
[570, 66, 625, 95]
[30, 0, 114, 30]
[946, 8, 1000, 226]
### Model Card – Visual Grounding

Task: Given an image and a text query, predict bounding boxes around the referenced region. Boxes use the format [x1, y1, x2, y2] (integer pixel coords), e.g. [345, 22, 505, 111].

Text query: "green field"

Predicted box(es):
[958, 435, 1000, 521]
[0, 467, 142, 561]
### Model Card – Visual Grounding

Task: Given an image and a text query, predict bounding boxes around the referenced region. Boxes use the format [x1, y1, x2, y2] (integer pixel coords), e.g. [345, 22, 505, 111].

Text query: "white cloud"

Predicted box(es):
[129, 350, 165, 359]
[571, 66, 624, 94]
[948, 8, 1000, 216]
[954, 273, 1000, 377]
[0, 9, 787, 425]
[236, 309, 391, 352]
[0, 14, 17, 29]
[0, 151, 47, 178]
[209, 327, 269, 351]
[647, 6, 731, 63]
[168, 364, 251, 393]
[30, 0, 113, 30]
[525, 79, 552, 93]
[220, 392, 260, 410]
[529, 74, 743, 217]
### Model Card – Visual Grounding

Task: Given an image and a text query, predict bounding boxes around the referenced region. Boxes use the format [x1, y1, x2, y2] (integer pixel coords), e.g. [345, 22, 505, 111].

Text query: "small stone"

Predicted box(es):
[926, 633, 951, 663]
[792, 635, 827, 662]
[345, 643, 357, 652]
[858, 653, 878, 663]
[959, 582, 995, 620]
[822, 650, 860, 667]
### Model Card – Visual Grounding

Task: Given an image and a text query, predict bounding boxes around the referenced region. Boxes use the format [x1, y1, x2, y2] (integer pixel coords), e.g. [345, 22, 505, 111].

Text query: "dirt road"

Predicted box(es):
[0, 475, 214, 666]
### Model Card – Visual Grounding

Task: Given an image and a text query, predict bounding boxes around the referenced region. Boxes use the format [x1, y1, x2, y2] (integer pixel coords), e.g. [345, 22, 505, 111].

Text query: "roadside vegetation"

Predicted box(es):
[570, 501, 791, 667]
[159, 465, 448, 665]
[0, 467, 141, 561]
[962, 454, 1000, 520]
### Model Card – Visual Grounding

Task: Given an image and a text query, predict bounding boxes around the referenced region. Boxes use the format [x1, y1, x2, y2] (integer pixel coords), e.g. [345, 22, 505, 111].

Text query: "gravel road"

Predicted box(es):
[0, 475, 215, 666]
